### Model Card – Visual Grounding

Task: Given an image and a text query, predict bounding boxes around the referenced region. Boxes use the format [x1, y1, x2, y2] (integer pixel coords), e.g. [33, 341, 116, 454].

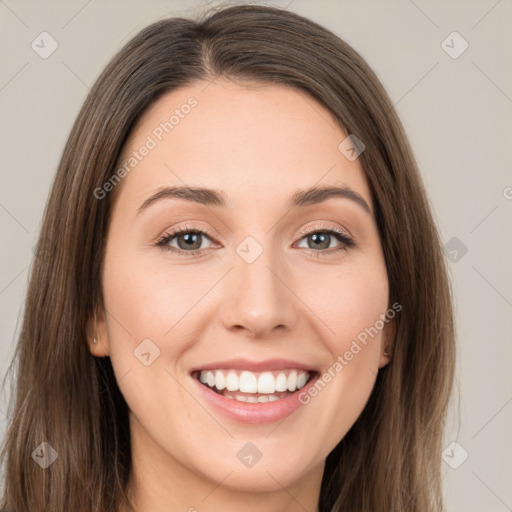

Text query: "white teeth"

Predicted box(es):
[226, 371, 239, 391]
[275, 372, 288, 392]
[297, 372, 307, 389]
[215, 371, 226, 390]
[239, 371, 258, 393]
[257, 372, 275, 394]
[197, 369, 311, 394]
[224, 393, 286, 403]
[287, 370, 297, 392]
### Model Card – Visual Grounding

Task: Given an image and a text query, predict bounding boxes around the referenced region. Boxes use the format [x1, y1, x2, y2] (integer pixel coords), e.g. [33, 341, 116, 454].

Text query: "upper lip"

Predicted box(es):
[189, 358, 317, 373]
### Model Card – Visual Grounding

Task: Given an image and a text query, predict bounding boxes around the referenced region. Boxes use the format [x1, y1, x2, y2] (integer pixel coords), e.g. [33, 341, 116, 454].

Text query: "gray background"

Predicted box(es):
[1, 0, 511, 510]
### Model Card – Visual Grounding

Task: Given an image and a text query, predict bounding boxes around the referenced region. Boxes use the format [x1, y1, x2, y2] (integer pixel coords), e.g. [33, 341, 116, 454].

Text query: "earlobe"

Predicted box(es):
[87, 307, 111, 357]
[378, 345, 392, 369]
[88, 336, 110, 357]
[378, 317, 395, 368]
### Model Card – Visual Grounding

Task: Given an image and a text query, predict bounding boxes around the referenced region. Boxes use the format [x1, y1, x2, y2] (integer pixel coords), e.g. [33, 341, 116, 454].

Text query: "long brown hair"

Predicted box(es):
[0, 4, 455, 511]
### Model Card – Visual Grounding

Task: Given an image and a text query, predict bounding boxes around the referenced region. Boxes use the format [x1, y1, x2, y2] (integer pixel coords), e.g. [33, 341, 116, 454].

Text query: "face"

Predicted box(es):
[90, 78, 393, 498]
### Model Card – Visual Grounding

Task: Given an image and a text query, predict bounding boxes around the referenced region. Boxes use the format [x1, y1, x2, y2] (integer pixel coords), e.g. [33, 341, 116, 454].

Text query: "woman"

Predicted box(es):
[0, 4, 455, 511]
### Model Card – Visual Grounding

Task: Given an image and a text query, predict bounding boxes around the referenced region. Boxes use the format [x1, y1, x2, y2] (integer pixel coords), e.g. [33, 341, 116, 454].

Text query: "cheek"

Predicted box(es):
[296, 258, 389, 354]
[101, 248, 211, 345]
[292, 264, 388, 443]
[100, 251, 201, 422]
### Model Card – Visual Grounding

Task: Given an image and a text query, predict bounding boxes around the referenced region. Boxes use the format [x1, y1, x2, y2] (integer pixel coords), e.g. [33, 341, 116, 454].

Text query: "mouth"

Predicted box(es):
[190, 368, 318, 403]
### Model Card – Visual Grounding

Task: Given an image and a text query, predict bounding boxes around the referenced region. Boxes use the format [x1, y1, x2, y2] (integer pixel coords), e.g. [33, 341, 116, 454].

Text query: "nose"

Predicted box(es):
[219, 248, 299, 339]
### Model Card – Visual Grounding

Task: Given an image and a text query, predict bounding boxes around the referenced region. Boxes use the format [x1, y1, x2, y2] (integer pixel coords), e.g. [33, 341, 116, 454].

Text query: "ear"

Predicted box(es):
[86, 306, 111, 357]
[377, 316, 395, 369]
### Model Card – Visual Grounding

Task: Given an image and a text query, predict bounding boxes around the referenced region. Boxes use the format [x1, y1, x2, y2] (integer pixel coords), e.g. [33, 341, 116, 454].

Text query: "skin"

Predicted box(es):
[88, 78, 394, 512]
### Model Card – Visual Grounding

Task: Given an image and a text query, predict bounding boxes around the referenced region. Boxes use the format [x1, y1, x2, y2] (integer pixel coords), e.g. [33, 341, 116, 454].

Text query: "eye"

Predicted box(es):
[155, 224, 218, 255]
[294, 226, 355, 256]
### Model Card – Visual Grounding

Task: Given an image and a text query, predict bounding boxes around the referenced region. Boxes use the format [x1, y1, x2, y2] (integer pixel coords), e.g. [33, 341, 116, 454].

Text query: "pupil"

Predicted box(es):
[180, 232, 200, 249]
[311, 233, 329, 249]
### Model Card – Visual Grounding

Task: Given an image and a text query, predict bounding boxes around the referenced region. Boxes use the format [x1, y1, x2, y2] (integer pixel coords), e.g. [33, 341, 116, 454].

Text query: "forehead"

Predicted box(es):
[113, 78, 371, 212]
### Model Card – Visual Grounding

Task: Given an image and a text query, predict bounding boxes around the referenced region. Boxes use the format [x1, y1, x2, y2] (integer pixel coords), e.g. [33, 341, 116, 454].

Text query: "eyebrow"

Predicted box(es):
[137, 184, 372, 215]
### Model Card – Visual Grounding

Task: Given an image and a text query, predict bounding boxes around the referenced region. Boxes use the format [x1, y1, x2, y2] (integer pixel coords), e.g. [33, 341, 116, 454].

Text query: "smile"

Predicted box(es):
[189, 359, 321, 424]
[192, 369, 312, 403]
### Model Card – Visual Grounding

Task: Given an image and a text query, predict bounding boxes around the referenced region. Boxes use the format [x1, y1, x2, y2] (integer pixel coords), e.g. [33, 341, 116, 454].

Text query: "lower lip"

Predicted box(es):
[190, 373, 320, 424]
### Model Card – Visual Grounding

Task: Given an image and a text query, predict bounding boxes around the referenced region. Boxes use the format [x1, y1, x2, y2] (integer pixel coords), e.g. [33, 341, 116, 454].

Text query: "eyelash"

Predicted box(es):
[155, 223, 355, 257]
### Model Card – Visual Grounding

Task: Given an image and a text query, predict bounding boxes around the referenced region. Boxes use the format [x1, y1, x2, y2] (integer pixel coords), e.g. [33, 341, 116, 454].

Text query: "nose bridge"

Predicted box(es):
[220, 235, 297, 336]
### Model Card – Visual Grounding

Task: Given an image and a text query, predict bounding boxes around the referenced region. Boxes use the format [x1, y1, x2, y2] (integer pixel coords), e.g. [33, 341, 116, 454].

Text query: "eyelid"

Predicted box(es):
[294, 223, 353, 241]
[155, 223, 219, 246]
